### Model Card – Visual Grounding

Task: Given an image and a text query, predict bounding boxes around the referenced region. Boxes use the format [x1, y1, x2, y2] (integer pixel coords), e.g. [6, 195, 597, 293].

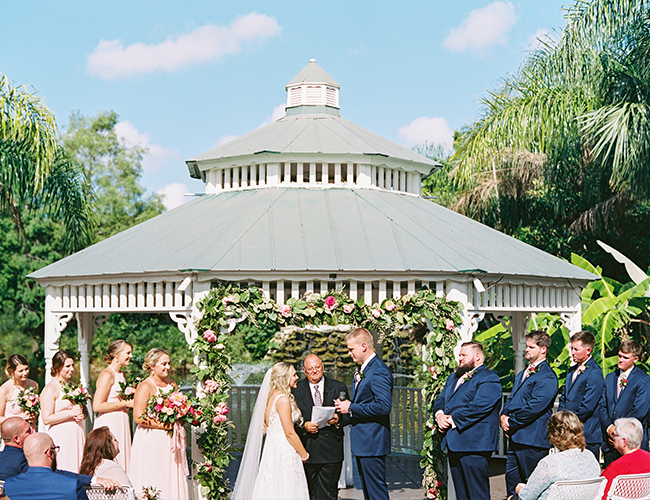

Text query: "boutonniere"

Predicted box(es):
[620, 377, 628, 388]
[576, 364, 588, 376]
[354, 371, 365, 384]
[526, 363, 541, 377]
[458, 367, 477, 385]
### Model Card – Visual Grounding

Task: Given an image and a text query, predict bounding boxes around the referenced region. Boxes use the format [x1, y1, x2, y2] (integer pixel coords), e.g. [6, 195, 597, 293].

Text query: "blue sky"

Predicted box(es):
[1, 1, 567, 208]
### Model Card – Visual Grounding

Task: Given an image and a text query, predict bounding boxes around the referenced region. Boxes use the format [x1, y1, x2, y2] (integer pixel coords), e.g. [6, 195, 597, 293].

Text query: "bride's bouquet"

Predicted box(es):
[144, 389, 202, 431]
[117, 377, 141, 401]
[17, 387, 40, 420]
[62, 382, 91, 416]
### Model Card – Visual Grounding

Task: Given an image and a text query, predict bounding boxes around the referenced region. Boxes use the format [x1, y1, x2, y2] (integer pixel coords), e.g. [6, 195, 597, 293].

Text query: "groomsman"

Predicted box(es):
[501, 331, 558, 497]
[433, 342, 502, 500]
[335, 328, 393, 500]
[557, 331, 604, 459]
[599, 339, 650, 466]
[293, 354, 349, 500]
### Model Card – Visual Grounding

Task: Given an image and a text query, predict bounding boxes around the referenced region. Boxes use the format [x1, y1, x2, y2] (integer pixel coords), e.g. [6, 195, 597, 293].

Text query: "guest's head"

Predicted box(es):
[1, 416, 33, 448]
[23, 433, 57, 469]
[5, 354, 29, 381]
[525, 331, 551, 364]
[142, 348, 170, 377]
[103, 340, 133, 366]
[547, 411, 586, 451]
[50, 350, 75, 379]
[270, 362, 298, 394]
[456, 342, 485, 376]
[569, 331, 595, 365]
[345, 328, 375, 364]
[302, 354, 324, 385]
[618, 340, 641, 371]
[79, 427, 119, 476]
[612, 418, 643, 455]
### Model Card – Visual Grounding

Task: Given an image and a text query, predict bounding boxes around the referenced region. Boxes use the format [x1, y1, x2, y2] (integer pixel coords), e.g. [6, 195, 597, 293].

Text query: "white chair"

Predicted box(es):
[85, 486, 136, 500]
[608, 472, 650, 499]
[547, 477, 607, 500]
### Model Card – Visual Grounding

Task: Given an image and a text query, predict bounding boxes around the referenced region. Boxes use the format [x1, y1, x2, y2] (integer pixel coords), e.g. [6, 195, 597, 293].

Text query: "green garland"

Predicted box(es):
[191, 283, 461, 500]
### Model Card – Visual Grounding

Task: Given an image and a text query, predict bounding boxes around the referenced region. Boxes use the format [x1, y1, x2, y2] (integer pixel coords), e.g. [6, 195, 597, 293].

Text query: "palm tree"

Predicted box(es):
[451, 0, 650, 239]
[0, 75, 92, 251]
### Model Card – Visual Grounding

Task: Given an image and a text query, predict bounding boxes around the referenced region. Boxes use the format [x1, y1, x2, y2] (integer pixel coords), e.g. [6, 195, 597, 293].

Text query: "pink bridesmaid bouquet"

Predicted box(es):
[144, 389, 202, 432]
[117, 377, 142, 401]
[141, 486, 161, 500]
[17, 387, 40, 419]
[61, 382, 91, 406]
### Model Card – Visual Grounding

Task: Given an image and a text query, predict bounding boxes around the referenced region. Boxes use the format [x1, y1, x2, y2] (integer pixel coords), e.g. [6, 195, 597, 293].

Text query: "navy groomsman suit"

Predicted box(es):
[599, 365, 650, 465]
[501, 359, 558, 496]
[558, 356, 604, 458]
[433, 363, 502, 500]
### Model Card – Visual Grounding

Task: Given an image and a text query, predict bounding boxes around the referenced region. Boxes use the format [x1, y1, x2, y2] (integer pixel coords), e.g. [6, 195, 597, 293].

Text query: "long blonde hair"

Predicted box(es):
[265, 362, 301, 430]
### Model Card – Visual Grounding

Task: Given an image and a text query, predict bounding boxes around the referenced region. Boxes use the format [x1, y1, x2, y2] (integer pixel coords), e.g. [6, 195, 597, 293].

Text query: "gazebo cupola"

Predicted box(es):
[186, 59, 439, 196]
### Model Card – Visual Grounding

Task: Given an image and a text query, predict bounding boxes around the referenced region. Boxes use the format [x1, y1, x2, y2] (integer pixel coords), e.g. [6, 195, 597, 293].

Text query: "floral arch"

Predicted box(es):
[189, 283, 462, 500]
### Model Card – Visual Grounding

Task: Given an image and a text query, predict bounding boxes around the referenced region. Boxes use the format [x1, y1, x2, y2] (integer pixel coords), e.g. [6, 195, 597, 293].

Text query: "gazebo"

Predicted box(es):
[29, 58, 594, 492]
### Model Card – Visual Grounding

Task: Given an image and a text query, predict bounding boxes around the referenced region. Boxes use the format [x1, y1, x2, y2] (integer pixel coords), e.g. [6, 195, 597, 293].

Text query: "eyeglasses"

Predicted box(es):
[304, 367, 323, 373]
[49, 445, 60, 455]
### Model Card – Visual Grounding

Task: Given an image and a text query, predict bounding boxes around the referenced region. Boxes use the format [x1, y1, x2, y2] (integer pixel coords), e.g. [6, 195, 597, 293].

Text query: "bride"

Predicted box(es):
[232, 362, 310, 500]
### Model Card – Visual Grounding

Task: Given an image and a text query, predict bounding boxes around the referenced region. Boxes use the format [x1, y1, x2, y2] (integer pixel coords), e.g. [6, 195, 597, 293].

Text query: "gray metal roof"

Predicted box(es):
[286, 59, 339, 88]
[29, 187, 596, 282]
[187, 111, 439, 178]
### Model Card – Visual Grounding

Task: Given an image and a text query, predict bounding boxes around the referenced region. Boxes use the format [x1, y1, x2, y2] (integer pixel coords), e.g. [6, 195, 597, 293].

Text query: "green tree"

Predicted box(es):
[450, 0, 650, 279]
[1, 75, 92, 252]
[62, 111, 164, 240]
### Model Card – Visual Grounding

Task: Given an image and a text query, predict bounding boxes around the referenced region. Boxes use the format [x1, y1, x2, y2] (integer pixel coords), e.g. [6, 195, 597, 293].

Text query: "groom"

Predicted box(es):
[335, 327, 393, 500]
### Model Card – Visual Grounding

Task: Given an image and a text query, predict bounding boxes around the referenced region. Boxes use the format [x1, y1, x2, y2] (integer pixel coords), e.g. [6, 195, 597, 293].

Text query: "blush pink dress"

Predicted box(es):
[129, 380, 189, 500]
[0, 384, 25, 451]
[94, 367, 132, 471]
[46, 387, 86, 473]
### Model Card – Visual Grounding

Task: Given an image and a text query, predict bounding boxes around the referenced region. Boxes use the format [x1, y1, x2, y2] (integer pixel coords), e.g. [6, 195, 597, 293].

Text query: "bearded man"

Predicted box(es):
[433, 341, 502, 500]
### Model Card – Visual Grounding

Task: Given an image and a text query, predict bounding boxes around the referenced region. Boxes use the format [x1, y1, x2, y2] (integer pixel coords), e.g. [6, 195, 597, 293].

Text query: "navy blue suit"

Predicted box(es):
[433, 364, 502, 500]
[598, 365, 650, 465]
[0, 445, 93, 484]
[5, 466, 89, 500]
[501, 360, 558, 496]
[349, 354, 393, 500]
[558, 356, 604, 458]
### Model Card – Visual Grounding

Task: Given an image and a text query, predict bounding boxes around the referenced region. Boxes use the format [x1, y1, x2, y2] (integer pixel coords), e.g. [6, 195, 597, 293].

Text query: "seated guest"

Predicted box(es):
[510, 411, 601, 500]
[4, 432, 88, 500]
[601, 418, 650, 499]
[0, 416, 119, 489]
[80, 427, 131, 486]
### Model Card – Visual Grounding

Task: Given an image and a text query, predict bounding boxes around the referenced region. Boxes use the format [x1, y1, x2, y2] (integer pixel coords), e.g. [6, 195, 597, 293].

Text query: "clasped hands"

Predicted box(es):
[304, 414, 339, 433]
[435, 411, 453, 432]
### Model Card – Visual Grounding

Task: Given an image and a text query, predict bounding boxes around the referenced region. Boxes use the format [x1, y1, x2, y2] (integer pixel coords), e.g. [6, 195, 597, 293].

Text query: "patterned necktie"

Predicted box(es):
[313, 385, 322, 406]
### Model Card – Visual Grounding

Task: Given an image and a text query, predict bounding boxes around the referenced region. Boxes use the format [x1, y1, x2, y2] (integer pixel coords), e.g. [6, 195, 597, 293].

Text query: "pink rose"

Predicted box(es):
[205, 380, 219, 393]
[372, 308, 383, 318]
[384, 300, 396, 311]
[203, 330, 217, 342]
[343, 304, 355, 314]
[429, 367, 438, 379]
[279, 304, 291, 317]
[445, 319, 454, 332]
[427, 488, 436, 499]
[213, 414, 227, 423]
[125, 387, 135, 396]
[324, 296, 338, 310]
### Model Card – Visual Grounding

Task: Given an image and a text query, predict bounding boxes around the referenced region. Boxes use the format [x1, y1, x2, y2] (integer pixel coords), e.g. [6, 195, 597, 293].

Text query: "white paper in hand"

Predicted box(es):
[312, 406, 336, 429]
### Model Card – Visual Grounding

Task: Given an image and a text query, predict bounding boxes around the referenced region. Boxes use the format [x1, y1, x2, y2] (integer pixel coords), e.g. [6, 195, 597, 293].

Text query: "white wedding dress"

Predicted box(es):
[250, 394, 309, 500]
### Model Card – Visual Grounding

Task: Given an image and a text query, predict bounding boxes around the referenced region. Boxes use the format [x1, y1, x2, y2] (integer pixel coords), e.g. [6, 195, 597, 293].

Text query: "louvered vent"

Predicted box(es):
[306, 86, 322, 105]
[326, 87, 337, 107]
[289, 87, 302, 107]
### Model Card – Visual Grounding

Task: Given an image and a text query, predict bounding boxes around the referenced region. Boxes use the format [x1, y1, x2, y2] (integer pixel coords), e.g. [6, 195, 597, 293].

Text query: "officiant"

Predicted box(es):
[293, 354, 350, 500]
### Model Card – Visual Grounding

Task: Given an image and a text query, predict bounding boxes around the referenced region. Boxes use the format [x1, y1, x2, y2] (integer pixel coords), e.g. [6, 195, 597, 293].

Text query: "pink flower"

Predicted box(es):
[429, 366, 438, 379]
[215, 343, 225, 350]
[324, 296, 338, 310]
[125, 387, 135, 396]
[213, 414, 227, 423]
[279, 304, 291, 317]
[372, 308, 383, 318]
[427, 488, 436, 499]
[203, 330, 217, 342]
[205, 380, 219, 393]
[216, 402, 229, 415]
[222, 296, 232, 305]
[343, 304, 355, 314]
[445, 319, 454, 332]
[384, 300, 396, 311]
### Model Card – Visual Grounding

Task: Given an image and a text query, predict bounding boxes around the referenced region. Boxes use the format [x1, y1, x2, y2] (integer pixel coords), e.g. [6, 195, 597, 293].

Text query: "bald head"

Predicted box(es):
[303, 354, 324, 384]
[23, 433, 54, 467]
[1, 417, 31, 447]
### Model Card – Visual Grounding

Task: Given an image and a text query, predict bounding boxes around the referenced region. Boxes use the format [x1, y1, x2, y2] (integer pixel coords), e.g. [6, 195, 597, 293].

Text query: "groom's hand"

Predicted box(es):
[304, 421, 319, 433]
[334, 398, 351, 414]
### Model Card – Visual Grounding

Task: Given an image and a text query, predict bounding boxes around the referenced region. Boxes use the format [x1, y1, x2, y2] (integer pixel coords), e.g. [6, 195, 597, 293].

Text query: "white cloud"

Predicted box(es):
[443, 2, 518, 54]
[526, 28, 553, 52]
[258, 103, 286, 128]
[214, 134, 239, 148]
[158, 182, 190, 210]
[115, 121, 181, 173]
[398, 116, 454, 150]
[87, 13, 281, 79]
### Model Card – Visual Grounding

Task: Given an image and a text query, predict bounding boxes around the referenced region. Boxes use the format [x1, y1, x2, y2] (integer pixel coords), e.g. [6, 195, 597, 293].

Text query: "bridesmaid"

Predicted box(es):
[41, 350, 86, 473]
[130, 348, 189, 500]
[0, 354, 39, 428]
[93, 340, 133, 471]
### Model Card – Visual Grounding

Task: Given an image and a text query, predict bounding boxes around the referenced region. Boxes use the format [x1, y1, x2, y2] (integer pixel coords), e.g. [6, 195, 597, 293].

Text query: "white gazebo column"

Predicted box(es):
[76, 312, 95, 431]
[445, 280, 482, 358]
[43, 286, 73, 384]
[501, 312, 531, 374]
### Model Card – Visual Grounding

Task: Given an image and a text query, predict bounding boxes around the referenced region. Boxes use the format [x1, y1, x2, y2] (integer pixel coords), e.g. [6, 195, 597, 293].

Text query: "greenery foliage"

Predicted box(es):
[191, 283, 462, 500]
